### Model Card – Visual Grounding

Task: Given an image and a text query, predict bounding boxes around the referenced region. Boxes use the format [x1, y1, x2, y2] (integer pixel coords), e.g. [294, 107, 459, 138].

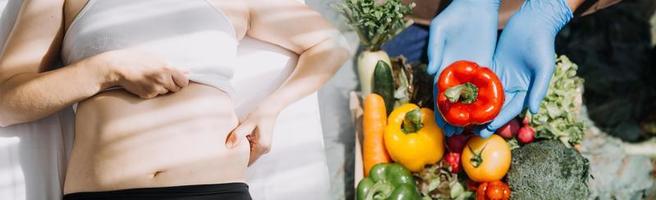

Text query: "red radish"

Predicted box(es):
[496, 119, 520, 139]
[444, 153, 461, 173]
[447, 134, 468, 153]
[444, 152, 461, 173]
[517, 126, 535, 144]
[522, 115, 531, 126]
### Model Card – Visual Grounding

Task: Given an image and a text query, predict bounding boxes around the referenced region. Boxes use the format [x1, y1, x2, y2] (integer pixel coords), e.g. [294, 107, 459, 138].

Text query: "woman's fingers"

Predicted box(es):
[247, 123, 274, 166]
[432, 81, 463, 137]
[478, 91, 527, 138]
[155, 86, 169, 95]
[162, 75, 181, 93]
[139, 85, 165, 99]
[257, 122, 273, 154]
[106, 49, 192, 98]
[527, 53, 556, 114]
[248, 137, 268, 166]
[427, 22, 446, 76]
[170, 68, 189, 88]
[134, 68, 187, 99]
[226, 122, 256, 149]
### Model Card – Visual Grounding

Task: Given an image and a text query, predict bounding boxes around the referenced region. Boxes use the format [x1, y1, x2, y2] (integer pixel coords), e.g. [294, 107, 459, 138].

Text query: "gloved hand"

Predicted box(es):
[477, 0, 574, 137]
[428, 0, 501, 136]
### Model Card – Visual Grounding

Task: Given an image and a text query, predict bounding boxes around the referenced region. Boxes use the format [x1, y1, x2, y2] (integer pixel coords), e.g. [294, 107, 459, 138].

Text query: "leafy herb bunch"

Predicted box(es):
[336, 0, 415, 51]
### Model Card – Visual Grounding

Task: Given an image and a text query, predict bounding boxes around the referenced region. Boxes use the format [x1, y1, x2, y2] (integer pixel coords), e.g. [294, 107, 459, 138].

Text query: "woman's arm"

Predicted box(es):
[0, 0, 115, 127]
[0, 1, 188, 127]
[568, 0, 623, 15]
[499, 0, 623, 29]
[225, 0, 350, 164]
[246, 0, 350, 112]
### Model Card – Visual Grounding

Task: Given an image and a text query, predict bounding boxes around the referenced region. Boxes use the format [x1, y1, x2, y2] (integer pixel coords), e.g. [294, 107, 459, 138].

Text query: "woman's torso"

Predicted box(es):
[62, 0, 251, 194]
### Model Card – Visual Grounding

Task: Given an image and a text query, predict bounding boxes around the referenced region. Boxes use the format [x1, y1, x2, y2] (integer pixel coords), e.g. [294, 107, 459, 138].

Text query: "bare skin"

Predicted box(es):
[409, 0, 623, 27]
[0, 0, 349, 194]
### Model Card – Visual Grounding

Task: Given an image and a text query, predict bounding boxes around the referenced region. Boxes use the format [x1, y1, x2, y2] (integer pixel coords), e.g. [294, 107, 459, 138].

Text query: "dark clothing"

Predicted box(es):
[63, 183, 251, 200]
[382, 24, 430, 64]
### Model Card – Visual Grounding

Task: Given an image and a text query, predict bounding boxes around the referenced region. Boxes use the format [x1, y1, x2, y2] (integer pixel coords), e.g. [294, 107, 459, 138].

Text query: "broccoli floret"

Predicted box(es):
[507, 140, 590, 200]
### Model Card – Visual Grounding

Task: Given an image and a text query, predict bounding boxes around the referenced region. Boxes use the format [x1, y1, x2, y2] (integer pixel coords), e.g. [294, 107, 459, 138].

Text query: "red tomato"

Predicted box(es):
[476, 181, 511, 200]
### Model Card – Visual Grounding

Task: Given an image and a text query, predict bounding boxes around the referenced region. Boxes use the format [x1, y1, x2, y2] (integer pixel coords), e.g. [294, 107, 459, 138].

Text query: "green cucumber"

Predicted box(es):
[372, 60, 395, 114]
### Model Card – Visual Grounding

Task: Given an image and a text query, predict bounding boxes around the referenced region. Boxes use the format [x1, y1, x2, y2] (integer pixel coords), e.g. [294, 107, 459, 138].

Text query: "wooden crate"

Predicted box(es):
[349, 91, 365, 189]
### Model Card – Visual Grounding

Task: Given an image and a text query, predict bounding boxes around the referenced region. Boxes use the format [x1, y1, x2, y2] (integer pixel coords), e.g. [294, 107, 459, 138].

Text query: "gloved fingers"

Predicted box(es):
[470, 125, 489, 138]
[427, 25, 446, 75]
[433, 82, 463, 137]
[491, 91, 527, 129]
[478, 126, 495, 138]
[444, 124, 464, 137]
[479, 91, 527, 137]
[431, 75, 458, 137]
[527, 56, 556, 114]
[434, 110, 463, 137]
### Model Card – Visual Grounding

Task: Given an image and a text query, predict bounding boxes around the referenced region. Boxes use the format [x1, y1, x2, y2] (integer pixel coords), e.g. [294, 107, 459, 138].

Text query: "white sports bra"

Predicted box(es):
[62, 0, 239, 95]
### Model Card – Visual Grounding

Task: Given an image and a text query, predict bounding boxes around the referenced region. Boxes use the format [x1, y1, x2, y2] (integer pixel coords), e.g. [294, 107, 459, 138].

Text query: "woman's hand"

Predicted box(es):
[235, 0, 349, 165]
[225, 105, 281, 166]
[92, 49, 190, 99]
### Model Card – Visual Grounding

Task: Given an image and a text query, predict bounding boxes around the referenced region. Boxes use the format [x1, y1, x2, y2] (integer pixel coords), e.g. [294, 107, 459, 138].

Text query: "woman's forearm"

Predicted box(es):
[567, 0, 587, 11]
[262, 36, 350, 112]
[244, 0, 351, 112]
[578, 0, 623, 16]
[0, 59, 116, 127]
[499, 0, 623, 29]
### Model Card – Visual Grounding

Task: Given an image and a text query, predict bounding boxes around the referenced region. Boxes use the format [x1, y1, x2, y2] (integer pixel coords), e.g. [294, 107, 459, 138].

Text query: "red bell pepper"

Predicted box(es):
[476, 181, 511, 200]
[436, 61, 504, 127]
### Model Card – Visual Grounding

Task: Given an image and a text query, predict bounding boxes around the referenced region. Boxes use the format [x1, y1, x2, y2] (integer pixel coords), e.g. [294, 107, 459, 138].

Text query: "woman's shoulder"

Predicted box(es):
[206, 0, 249, 39]
[63, 0, 88, 30]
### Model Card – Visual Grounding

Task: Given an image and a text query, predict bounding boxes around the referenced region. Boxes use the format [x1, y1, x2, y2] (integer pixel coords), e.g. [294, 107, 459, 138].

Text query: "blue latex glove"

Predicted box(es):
[477, 0, 574, 137]
[428, 0, 500, 137]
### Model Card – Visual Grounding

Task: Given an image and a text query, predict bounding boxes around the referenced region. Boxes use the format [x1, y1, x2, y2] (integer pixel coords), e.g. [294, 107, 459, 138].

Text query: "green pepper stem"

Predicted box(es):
[444, 82, 479, 104]
[402, 108, 423, 133]
[365, 182, 395, 200]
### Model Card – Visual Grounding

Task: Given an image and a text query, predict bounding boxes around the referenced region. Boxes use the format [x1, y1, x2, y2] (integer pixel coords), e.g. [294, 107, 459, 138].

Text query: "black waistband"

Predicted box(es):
[63, 182, 251, 200]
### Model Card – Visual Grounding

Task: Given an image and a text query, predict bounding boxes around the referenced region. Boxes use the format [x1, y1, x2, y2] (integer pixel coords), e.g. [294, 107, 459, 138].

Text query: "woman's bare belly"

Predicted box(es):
[64, 83, 249, 194]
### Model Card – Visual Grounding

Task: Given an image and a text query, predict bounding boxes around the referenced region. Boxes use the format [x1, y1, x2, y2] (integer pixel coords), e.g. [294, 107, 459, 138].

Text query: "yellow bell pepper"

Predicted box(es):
[384, 103, 445, 172]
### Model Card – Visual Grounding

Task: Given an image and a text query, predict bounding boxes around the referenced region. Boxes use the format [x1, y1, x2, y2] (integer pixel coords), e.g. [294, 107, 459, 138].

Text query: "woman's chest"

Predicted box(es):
[63, 0, 249, 40]
[61, 0, 243, 66]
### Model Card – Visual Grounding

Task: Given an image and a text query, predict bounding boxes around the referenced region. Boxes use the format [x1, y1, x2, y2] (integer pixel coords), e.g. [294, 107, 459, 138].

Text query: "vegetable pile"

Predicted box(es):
[355, 60, 514, 200]
[340, 2, 593, 199]
[352, 56, 592, 200]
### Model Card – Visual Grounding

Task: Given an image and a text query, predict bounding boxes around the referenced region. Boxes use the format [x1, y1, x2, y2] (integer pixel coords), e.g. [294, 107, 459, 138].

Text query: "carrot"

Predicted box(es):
[363, 93, 391, 176]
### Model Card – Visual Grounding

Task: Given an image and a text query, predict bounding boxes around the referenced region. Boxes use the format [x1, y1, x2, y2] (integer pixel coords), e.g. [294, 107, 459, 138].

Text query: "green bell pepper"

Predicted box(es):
[357, 163, 421, 200]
